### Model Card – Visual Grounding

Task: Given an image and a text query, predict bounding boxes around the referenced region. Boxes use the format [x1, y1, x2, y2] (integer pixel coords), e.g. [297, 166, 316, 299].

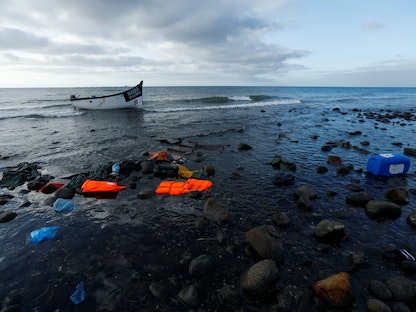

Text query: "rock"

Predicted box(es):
[386, 275, 416, 303]
[369, 280, 393, 301]
[346, 191, 374, 207]
[218, 285, 241, 309]
[385, 187, 409, 205]
[240, 259, 279, 298]
[327, 155, 343, 165]
[137, 188, 154, 199]
[149, 282, 168, 299]
[0, 211, 17, 223]
[407, 211, 416, 227]
[404, 148, 416, 157]
[178, 284, 200, 308]
[272, 212, 290, 228]
[246, 225, 284, 263]
[365, 200, 402, 219]
[238, 143, 252, 151]
[348, 252, 369, 270]
[203, 198, 232, 225]
[294, 184, 317, 210]
[189, 254, 215, 276]
[316, 166, 328, 173]
[346, 183, 364, 192]
[400, 260, 416, 274]
[366, 298, 392, 312]
[389, 302, 410, 312]
[313, 272, 351, 307]
[274, 285, 305, 312]
[294, 184, 317, 201]
[336, 166, 350, 175]
[295, 195, 312, 211]
[140, 161, 154, 174]
[313, 219, 346, 244]
[321, 145, 333, 152]
[54, 187, 75, 199]
[270, 155, 296, 172]
[272, 172, 295, 186]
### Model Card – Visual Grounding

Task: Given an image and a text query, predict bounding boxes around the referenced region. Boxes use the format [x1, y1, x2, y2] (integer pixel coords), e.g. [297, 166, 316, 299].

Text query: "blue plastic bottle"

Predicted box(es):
[30, 226, 59, 244]
[112, 162, 120, 175]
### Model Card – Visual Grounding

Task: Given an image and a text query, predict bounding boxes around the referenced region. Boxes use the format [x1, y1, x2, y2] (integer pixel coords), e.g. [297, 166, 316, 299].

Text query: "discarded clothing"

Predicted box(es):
[81, 180, 126, 193]
[176, 164, 196, 179]
[0, 163, 41, 188]
[155, 178, 212, 196]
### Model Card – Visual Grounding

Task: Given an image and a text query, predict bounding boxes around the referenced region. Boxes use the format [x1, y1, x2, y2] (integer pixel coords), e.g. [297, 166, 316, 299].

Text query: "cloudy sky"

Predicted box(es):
[1, 0, 415, 87]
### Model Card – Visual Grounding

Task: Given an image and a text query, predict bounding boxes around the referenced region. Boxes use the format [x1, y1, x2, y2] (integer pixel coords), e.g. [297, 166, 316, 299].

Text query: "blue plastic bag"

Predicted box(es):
[30, 226, 59, 244]
[70, 281, 86, 304]
[53, 198, 75, 212]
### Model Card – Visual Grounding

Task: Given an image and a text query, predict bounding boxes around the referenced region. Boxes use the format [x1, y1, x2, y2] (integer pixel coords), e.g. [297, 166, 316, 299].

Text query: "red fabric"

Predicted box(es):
[38, 182, 64, 193]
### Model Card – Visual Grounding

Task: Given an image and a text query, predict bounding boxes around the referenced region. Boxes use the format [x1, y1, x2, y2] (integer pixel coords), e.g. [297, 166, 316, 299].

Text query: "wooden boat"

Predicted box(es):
[70, 81, 143, 110]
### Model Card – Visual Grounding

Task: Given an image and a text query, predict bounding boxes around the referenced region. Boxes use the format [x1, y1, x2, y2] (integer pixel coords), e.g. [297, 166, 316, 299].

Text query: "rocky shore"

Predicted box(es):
[1, 106, 416, 311]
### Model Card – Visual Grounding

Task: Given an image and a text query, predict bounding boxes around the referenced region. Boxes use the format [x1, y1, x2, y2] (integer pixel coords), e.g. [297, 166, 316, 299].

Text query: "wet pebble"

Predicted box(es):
[369, 279, 393, 301]
[189, 254, 215, 276]
[346, 191, 374, 207]
[385, 187, 409, 205]
[365, 200, 402, 219]
[366, 298, 391, 312]
[178, 284, 200, 308]
[246, 225, 284, 262]
[203, 198, 232, 225]
[313, 219, 346, 244]
[0, 211, 17, 223]
[240, 259, 279, 298]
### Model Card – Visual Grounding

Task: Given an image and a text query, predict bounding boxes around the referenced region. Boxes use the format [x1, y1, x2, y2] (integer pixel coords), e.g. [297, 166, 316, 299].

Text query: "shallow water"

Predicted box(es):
[1, 86, 416, 310]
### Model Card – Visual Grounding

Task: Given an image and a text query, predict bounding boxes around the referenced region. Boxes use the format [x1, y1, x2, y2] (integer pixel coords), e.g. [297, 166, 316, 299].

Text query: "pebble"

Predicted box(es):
[246, 225, 284, 263]
[365, 200, 402, 219]
[313, 219, 346, 244]
[189, 254, 215, 276]
[178, 284, 200, 308]
[240, 259, 279, 298]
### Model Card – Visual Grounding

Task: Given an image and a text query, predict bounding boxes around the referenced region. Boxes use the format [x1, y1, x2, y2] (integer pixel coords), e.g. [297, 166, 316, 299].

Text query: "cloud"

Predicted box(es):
[0, 27, 49, 50]
[0, 0, 309, 85]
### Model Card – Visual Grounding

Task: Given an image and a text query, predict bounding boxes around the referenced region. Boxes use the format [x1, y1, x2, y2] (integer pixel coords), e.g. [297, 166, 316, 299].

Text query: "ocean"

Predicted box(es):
[1, 86, 416, 310]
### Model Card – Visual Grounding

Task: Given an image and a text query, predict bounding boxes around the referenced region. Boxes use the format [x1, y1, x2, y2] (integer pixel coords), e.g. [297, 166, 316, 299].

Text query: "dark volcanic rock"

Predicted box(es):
[365, 200, 402, 219]
[313, 219, 346, 244]
[272, 172, 295, 186]
[385, 187, 409, 205]
[246, 225, 284, 263]
[0, 211, 17, 223]
[346, 191, 373, 207]
[240, 259, 279, 298]
[203, 198, 232, 225]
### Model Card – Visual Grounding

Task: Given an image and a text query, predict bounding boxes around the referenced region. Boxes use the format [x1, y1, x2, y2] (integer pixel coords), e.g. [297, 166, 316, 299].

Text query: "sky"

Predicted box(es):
[1, 0, 416, 87]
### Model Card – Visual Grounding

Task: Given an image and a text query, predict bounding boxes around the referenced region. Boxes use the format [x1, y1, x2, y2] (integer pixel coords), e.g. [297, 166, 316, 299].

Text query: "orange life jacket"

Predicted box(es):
[155, 178, 212, 195]
[81, 180, 127, 193]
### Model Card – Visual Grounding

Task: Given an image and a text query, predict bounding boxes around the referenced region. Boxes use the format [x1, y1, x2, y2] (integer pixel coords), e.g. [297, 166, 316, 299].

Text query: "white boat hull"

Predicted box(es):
[70, 81, 143, 110]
